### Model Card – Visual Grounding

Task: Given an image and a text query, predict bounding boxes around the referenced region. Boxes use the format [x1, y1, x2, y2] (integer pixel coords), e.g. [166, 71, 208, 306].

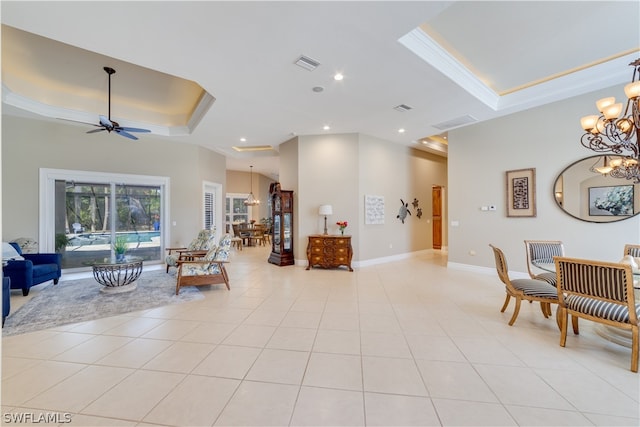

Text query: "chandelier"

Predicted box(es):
[244, 165, 260, 206]
[590, 155, 639, 181]
[580, 58, 640, 183]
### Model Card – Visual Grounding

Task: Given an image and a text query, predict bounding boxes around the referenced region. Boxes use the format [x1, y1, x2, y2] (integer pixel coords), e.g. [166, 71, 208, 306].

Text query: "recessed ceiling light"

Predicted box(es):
[323, 125, 331, 130]
[398, 128, 405, 133]
[240, 137, 246, 142]
[334, 73, 344, 81]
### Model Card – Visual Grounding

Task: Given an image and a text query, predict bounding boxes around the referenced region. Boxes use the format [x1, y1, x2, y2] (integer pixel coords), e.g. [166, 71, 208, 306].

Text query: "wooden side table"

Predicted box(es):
[306, 235, 353, 271]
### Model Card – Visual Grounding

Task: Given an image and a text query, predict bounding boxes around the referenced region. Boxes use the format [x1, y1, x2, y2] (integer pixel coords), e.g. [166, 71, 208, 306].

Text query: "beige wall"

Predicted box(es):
[448, 85, 639, 274]
[293, 133, 448, 265]
[2, 115, 226, 249]
[225, 169, 275, 222]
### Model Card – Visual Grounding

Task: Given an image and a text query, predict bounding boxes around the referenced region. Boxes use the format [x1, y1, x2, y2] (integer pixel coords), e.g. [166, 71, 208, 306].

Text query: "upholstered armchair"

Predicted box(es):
[2, 242, 61, 296]
[3, 276, 10, 326]
[176, 234, 232, 294]
[165, 229, 216, 273]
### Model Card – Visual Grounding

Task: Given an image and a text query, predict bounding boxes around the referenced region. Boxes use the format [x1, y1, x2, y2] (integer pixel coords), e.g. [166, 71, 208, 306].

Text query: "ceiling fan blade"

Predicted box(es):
[86, 128, 106, 134]
[118, 127, 151, 133]
[116, 129, 139, 140]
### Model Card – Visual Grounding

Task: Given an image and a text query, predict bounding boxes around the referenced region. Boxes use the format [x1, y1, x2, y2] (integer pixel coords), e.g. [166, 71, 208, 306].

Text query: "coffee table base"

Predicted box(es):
[93, 258, 143, 293]
[100, 282, 138, 294]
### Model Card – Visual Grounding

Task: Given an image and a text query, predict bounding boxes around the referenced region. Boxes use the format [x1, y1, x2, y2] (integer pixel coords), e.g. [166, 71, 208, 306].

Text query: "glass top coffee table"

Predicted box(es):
[92, 256, 143, 293]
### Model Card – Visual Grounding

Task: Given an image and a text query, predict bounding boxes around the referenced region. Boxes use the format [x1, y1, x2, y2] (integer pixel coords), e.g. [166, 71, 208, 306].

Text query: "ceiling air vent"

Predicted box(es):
[432, 114, 478, 131]
[393, 104, 413, 112]
[294, 55, 321, 71]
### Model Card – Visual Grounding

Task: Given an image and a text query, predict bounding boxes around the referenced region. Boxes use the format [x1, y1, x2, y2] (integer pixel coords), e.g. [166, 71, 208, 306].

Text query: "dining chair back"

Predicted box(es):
[489, 244, 559, 326]
[554, 256, 638, 372]
[524, 240, 565, 286]
[624, 244, 640, 258]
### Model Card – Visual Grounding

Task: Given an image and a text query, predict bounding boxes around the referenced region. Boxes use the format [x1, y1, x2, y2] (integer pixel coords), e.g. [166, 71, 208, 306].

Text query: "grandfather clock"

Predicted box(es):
[268, 183, 294, 266]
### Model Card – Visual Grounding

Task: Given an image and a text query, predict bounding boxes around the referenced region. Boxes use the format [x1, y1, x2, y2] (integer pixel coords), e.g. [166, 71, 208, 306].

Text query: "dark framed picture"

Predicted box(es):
[506, 168, 536, 217]
[588, 185, 634, 216]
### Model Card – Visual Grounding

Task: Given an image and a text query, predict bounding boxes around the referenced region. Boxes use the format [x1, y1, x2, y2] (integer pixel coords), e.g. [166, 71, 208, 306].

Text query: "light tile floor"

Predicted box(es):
[2, 246, 639, 426]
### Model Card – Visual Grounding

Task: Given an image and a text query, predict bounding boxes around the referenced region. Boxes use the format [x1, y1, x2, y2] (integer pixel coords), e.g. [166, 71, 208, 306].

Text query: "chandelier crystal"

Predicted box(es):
[244, 165, 260, 206]
[580, 58, 640, 183]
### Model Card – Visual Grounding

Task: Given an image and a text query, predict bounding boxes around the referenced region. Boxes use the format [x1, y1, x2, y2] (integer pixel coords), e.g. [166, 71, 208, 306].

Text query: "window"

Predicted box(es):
[225, 193, 253, 228]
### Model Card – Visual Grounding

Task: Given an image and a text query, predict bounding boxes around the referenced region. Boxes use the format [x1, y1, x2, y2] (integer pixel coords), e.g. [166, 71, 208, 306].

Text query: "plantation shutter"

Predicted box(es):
[204, 188, 215, 230]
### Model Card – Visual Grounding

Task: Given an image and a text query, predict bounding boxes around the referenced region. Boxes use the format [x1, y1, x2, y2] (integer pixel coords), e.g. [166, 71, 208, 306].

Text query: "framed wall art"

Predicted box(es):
[364, 194, 385, 224]
[588, 185, 634, 216]
[506, 168, 536, 217]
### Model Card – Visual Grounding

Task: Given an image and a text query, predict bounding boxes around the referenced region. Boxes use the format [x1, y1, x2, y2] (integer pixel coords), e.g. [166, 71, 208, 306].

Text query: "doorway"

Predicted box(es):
[432, 186, 443, 250]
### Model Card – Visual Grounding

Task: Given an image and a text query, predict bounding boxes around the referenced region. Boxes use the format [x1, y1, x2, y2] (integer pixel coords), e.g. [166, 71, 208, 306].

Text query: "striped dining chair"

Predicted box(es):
[555, 256, 638, 372]
[524, 240, 565, 286]
[489, 244, 559, 326]
[624, 244, 640, 258]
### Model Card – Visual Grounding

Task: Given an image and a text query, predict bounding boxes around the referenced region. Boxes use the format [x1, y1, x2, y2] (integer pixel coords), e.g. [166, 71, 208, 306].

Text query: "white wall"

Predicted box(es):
[448, 85, 640, 274]
[2, 115, 227, 249]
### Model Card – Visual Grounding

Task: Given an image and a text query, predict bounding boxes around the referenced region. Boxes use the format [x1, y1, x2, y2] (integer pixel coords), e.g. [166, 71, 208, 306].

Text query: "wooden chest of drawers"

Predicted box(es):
[306, 235, 353, 271]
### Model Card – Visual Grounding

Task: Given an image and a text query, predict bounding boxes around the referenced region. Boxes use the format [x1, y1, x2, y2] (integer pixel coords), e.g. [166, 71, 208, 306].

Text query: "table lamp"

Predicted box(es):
[318, 205, 333, 235]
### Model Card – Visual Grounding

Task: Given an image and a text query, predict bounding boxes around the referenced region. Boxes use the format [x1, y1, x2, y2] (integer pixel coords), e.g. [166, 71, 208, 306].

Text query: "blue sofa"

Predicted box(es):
[3, 242, 61, 296]
[2, 276, 10, 326]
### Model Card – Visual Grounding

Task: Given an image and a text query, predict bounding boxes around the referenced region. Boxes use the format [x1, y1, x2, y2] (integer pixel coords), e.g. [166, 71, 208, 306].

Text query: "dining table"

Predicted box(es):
[532, 259, 640, 348]
[237, 224, 267, 246]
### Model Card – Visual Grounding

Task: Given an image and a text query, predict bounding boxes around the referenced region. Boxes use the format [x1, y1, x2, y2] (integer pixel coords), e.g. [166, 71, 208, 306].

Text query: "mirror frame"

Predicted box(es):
[553, 155, 639, 223]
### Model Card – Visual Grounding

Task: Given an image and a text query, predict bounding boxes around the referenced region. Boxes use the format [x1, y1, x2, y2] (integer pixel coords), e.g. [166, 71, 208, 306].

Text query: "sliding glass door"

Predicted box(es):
[42, 169, 168, 270]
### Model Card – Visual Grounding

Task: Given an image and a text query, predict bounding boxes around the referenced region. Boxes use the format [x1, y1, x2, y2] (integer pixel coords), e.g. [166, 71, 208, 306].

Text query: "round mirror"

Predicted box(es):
[554, 155, 639, 223]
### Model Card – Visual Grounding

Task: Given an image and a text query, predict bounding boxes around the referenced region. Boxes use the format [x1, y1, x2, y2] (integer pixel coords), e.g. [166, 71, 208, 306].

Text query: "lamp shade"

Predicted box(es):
[318, 205, 333, 216]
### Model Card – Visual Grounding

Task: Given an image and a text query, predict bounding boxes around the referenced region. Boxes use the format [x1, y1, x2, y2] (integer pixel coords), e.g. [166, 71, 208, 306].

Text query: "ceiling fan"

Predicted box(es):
[78, 66, 151, 140]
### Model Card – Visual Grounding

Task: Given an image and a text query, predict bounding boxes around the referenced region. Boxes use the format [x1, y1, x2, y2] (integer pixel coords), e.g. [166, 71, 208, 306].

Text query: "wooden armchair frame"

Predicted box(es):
[554, 256, 638, 372]
[176, 259, 230, 294]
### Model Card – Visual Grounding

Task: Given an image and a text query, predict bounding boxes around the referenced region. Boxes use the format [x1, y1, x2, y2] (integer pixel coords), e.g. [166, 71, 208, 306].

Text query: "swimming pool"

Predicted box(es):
[68, 231, 161, 247]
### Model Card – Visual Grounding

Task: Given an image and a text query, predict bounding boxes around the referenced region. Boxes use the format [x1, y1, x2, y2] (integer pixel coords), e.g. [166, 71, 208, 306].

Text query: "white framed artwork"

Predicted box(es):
[365, 195, 385, 224]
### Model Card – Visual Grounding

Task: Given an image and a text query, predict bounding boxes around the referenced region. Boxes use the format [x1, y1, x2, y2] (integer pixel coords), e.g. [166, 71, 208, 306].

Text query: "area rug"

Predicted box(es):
[2, 270, 203, 336]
